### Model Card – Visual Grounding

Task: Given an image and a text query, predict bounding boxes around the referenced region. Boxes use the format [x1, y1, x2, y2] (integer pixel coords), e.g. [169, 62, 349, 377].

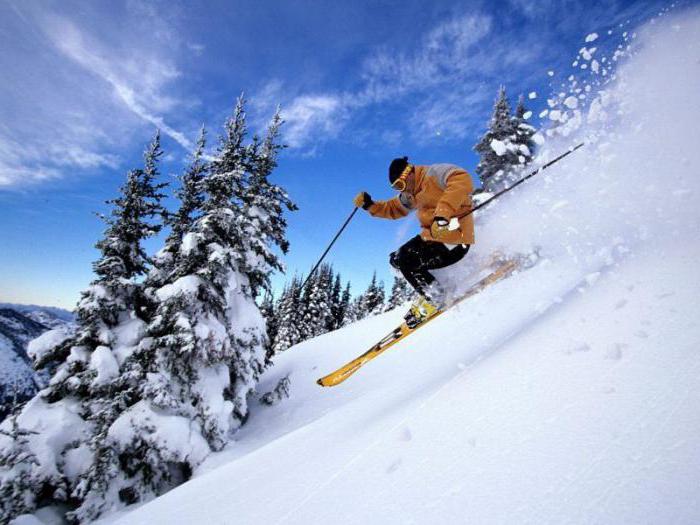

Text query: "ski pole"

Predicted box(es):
[456, 142, 584, 220]
[302, 206, 359, 288]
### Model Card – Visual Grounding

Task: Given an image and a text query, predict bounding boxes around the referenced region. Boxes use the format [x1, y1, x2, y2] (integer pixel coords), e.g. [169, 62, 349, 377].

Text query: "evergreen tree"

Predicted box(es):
[0, 133, 168, 522]
[371, 279, 386, 316]
[148, 128, 208, 292]
[318, 265, 336, 333]
[474, 86, 521, 192]
[514, 94, 528, 120]
[385, 275, 415, 311]
[260, 291, 277, 364]
[329, 273, 342, 330]
[299, 264, 333, 339]
[1, 96, 299, 522]
[67, 134, 170, 521]
[1, 98, 299, 521]
[84, 99, 286, 518]
[512, 94, 537, 170]
[143, 97, 269, 445]
[167, 127, 208, 248]
[346, 294, 364, 324]
[357, 272, 385, 317]
[240, 106, 297, 298]
[272, 276, 304, 353]
[338, 282, 352, 327]
[0, 406, 43, 522]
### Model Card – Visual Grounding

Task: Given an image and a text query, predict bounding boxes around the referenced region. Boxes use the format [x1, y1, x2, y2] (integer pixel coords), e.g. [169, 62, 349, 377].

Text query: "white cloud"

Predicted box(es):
[0, 3, 195, 188]
[409, 90, 491, 140]
[41, 14, 192, 150]
[380, 130, 403, 148]
[251, 81, 347, 153]
[48, 144, 120, 170]
[187, 42, 206, 56]
[0, 163, 62, 188]
[253, 13, 499, 151]
[357, 14, 492, 104]
[508, 0, 555, 19]
[282, 95, 345, 148]
[0, 135, 118, 188]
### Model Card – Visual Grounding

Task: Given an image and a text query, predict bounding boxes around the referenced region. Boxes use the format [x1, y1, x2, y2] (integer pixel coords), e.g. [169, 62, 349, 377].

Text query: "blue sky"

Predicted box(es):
[0, 0, 674, 309]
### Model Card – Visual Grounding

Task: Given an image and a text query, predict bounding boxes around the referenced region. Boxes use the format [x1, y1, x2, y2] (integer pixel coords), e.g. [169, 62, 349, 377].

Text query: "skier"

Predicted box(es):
[353, 157, 475, 328]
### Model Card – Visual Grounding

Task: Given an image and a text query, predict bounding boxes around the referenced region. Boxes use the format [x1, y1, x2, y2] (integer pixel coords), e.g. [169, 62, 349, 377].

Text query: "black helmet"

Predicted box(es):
[388, 156, 409, 185]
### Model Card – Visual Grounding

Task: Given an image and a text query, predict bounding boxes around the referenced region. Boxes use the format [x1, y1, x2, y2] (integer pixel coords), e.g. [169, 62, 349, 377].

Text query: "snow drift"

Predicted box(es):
[98, 7, 700, 525]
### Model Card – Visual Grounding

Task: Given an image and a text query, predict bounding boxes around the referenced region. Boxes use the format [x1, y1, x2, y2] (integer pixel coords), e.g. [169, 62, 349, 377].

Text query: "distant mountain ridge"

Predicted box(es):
[0, 303, 74, 325]
[0, 304, 75, 421]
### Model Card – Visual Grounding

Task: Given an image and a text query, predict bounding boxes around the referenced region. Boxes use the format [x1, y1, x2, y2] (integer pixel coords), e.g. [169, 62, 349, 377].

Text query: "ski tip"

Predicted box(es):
[317, 374, 346, 387]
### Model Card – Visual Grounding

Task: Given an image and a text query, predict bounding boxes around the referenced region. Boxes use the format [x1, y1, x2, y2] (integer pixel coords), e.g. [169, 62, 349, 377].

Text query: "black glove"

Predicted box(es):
[353, 191, 374, 210]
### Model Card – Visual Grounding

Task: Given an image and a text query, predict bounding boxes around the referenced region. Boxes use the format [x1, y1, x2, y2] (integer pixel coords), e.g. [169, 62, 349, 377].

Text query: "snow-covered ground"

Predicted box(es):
[108, 241, 698, 525]
[97, 8, 700, 525]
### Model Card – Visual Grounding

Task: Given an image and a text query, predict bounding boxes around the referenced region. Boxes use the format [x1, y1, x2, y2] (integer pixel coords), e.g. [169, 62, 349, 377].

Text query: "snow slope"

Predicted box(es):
[102, 9, 700, 525]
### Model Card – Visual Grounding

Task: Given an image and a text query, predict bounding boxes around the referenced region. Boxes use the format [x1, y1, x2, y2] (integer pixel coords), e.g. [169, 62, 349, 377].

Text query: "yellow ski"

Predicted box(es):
[317, 258, 521, 387]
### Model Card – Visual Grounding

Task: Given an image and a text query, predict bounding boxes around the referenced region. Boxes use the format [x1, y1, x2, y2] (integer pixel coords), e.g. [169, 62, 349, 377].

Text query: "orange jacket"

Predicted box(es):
[367, 164, 475, 245]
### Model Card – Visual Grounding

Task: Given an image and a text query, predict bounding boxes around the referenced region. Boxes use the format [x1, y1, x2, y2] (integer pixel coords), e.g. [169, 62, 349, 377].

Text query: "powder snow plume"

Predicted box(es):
[443, 6, 700, 290]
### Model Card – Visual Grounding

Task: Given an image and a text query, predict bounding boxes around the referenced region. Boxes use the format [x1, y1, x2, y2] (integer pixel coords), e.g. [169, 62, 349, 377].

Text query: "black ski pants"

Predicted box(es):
[389, 235, 469, 301]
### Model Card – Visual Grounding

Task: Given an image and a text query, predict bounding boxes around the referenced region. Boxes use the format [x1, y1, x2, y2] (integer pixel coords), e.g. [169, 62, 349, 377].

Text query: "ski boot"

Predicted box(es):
[404, 296, 441, 329]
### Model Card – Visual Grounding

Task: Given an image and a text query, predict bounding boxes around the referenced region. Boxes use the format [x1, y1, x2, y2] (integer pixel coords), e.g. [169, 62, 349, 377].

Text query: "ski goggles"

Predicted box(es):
[391, 164, 413, 192]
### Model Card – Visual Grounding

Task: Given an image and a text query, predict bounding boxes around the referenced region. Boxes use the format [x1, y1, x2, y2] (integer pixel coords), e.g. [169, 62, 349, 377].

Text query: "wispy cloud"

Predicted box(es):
[281, 94, 346, 149]
[0, 2, 194, 188]
[187, 42, 206, 56]
[357, 14, 493, 103]
[252, 13, 511, 151]
[40, 14, 192, 150]
[251, 81, 347, 154]
[0, 130, 118, 188]
[356, 13, 500, 140]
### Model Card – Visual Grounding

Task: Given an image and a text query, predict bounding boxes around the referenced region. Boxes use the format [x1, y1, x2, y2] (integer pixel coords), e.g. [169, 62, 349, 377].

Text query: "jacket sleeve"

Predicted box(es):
[367, 195, 411, 219]
[434, 170, 473, 219]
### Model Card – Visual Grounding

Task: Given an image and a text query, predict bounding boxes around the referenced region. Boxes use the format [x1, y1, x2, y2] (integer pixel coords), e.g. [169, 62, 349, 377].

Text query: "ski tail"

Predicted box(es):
[317, 325, 409, 387]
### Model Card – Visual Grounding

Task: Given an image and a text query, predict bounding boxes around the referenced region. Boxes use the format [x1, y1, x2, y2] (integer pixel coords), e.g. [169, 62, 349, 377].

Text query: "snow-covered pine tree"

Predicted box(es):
[384, 275, 415, 311]
[474, 86, 521, 192]
[371, 278, 386, 316]
[165, 128, 207, 251]
[319, 265, 337, 333]
[0, 132, 167, 523]
[356, 272, 385, 317]
[240, 106, 297, 298]
[269, 282, 289, 353]
[338, 282, 352, 327]
[260, 291, 277, 364]
[329, 272, 342, 330]
[346, 294, 364, 324]
[0, 410, 43, 522]
[299, 264, 334, 338]
[512, 94, 537, 174]
[101, 98, 288, 516]
[272, 276, 304, 353]
[147, 128, 208, 295]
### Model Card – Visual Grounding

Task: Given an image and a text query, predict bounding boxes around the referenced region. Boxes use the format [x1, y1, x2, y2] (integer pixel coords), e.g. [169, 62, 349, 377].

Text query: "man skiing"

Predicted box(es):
[353, 157, 475, 328]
